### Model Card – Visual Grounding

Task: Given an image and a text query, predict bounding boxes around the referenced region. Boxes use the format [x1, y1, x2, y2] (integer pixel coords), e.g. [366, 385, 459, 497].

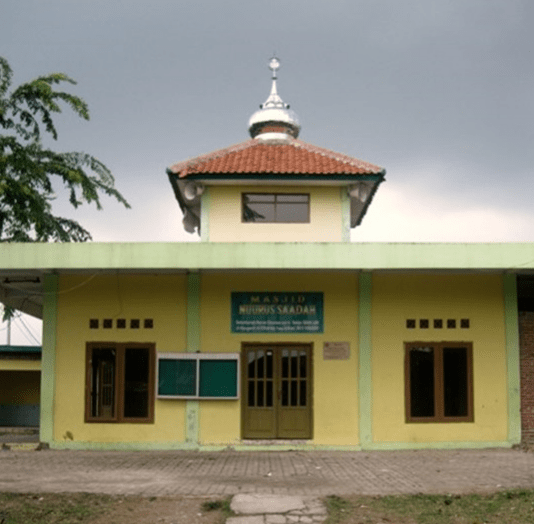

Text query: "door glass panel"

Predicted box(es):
[256, 381, 264, 406]
[281, 380, 289, 406]
[247, 351, 256, 379]
[266, 351, 273, 378]
[257, 350, 265, 378]
[266, 381, 273, 407]
[299, 351, 307, 378]
[248, 380, 255, 407]
[290, 380, 298, 406]
[291, 350, 298, 378]
[300, 381, 307, 406]
[282, 349, 289, 378]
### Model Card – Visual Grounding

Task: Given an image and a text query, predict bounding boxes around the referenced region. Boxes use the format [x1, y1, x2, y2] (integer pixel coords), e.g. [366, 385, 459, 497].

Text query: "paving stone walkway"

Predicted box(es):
[228, 494, 327, 523]
[1, 448, 534, 497]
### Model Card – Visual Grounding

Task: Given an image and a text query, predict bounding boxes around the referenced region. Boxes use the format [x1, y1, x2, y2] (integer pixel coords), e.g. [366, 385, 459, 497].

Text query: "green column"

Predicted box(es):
[40, 274, 58, 444]
[358, 271, 373, 447]
[186, 271, 201, 445]
[503, 273, 521, 444]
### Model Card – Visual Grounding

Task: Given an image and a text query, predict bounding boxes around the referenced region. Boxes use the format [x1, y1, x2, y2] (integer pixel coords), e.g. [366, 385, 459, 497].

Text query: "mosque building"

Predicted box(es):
[0, 58, 532, 450]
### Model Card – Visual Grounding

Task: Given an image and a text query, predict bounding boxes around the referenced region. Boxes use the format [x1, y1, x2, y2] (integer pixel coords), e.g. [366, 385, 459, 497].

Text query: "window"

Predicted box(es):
[405, 342, 473, 423]
[85, 343, 155, 423]
[242, 193, 309, 223]
[157, 353, 240, 399]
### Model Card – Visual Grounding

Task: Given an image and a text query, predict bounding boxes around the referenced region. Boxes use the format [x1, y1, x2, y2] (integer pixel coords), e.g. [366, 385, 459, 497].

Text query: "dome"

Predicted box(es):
[248, 57, 301, 139]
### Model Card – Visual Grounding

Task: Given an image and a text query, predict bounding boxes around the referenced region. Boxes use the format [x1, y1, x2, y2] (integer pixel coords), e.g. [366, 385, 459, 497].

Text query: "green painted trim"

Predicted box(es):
[4, 242, 534, 272]
[186, 272, 201, 444]
[200, 187, 210, 242]
[40, 274, 58, 444]
[358, 272, 373, 447]
[503, 273, 521, 444]
[340, 187, 350, 242]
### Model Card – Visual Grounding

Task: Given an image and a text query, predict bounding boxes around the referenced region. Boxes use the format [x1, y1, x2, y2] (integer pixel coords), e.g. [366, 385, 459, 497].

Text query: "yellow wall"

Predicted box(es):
[371, 273, 508, 444]
[199, 271, 359, 445]
[54, 274, 188, 443]
[0, 359, 40, 371]
[207, 185, 344, 242]
[0, 370, 40, 404]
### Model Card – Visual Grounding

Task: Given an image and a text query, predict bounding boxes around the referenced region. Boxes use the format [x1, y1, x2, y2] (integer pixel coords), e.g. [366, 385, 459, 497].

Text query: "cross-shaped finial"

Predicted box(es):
[269, 56, 280, 80]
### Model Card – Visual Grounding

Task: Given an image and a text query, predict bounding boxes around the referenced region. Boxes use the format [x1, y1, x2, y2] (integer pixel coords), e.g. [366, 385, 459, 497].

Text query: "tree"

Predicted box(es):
[0, 56, 130, 242]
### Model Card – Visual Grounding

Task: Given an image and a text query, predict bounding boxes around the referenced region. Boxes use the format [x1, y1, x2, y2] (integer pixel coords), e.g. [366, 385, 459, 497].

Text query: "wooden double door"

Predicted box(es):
[242, 344, 312, 439]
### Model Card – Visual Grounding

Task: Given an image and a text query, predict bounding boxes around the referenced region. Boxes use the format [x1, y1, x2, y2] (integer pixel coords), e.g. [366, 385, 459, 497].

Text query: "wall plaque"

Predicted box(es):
[231, 292, 324, 333]
[323, 342, 350, 360]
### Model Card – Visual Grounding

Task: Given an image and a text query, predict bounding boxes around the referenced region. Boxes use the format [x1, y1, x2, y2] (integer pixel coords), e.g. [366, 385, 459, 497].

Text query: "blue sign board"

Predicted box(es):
[231, 292, 324, 333]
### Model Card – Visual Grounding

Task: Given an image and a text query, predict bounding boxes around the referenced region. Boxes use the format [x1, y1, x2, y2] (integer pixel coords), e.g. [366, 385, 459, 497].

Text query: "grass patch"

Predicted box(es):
[200, 498, 234, 518]
[326, 489, 534, 524]
[0, 492, 115, 524]
[325, 495, 353, 523]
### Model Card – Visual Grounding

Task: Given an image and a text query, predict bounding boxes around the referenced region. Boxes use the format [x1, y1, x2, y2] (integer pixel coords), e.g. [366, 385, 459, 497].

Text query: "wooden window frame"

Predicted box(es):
[242, 193, 310, 224]
[404, 341, 474, 423]
[85, 342, 156, 423]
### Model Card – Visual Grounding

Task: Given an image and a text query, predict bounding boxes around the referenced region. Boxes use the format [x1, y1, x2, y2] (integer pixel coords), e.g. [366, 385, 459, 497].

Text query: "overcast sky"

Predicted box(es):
[2, 0, 534, 343]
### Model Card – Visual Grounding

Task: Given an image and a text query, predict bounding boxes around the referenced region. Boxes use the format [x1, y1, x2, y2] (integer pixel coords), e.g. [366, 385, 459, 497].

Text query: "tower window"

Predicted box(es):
[242, 193, 309, 223]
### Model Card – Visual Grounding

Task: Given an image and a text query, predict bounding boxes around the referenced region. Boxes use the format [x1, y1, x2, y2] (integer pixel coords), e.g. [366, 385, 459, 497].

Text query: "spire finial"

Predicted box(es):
[269, 56, 280, 80]
[248, 56, 300, 139]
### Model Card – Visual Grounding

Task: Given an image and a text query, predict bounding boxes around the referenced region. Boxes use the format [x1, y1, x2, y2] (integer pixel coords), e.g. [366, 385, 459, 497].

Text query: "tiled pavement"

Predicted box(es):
[1, 448, 534, 496]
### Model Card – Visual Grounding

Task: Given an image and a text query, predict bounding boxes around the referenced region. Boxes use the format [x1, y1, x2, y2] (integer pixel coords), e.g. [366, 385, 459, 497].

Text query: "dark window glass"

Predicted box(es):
[90, 348, 116, 419]
[256, 381, 264, 407]
[282, 350, 289, 378]
[257, 350, 265, 378]
[300, 381, 307, 407]
[290, 381, 298, 406]
[266, 351, 273, 379]
[290, 350, 298, 378]
[409, 347, 435, 418]
[243, 193, 309, 223]
[123, 347, 149, 418]
[248, 380, 255, 407]
[299, 352, 307, 378]
[247, 351, 256, 379]
[281, 380, 289, 406]
[443, 347, 468, 417]
[266, 381, 273, 407]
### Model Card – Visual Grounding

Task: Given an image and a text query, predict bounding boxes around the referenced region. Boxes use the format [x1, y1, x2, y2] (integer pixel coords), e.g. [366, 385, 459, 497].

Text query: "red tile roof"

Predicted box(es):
[168, 138, 384, 178]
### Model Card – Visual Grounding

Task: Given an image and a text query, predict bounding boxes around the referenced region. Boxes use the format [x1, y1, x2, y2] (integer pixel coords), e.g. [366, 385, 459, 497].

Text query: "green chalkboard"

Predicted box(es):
[158, 359, 196, 396]
[199, 359, 238, 397]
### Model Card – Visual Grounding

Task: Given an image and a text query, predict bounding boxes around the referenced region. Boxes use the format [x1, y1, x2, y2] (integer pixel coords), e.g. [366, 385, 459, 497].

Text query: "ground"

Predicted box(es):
[0, 493, 228, 524]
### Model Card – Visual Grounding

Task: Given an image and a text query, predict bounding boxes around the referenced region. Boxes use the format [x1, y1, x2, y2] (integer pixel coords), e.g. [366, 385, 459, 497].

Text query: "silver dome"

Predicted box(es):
[248, 57, 300, 139]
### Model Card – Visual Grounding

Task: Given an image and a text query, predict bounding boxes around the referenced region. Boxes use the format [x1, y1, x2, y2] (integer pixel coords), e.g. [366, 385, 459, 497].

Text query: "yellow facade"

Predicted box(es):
[207, 185, 344, 242]
[199, 271, 359, 445]
[371, 273, 508, 444]
[50, 270, 512, 448]
[54, 274, 188, 443]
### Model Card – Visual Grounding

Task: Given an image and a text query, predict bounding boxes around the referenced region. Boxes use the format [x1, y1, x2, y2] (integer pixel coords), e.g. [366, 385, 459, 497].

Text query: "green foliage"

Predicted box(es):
[0, 56, 130, 242]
